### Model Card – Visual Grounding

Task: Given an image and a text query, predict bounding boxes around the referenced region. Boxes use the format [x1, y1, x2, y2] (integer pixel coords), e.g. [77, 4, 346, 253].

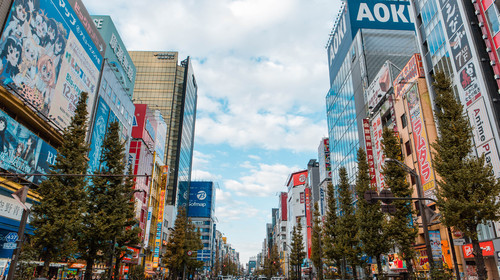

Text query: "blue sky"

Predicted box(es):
[85, 0, 342, 263]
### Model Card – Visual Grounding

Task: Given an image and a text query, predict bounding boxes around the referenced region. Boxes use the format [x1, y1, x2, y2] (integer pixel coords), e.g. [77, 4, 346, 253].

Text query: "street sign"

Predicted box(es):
[3, 242, 17, 250]
[5, 233, 18, 243]
[454, 238, 466, 246]
[187, 250, 192, 256]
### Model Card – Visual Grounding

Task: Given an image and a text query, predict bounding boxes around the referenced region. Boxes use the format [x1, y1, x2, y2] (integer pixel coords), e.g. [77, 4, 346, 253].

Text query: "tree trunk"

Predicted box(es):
[84, 257, 95, 280]
[352, 262, 357, 279]
[113, 254, 124, 279]
[404, 256, 414, 280]
[376, 255, 385, 280]
[472, 239, 487, 280]
[41, 253, 51, 277]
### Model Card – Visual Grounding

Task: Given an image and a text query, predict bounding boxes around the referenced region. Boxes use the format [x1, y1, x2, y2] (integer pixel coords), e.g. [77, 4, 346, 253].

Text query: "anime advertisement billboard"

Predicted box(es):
[87, 96, 110, 173]
[0, 107, 57, 183]
[0, 0, 104, 130]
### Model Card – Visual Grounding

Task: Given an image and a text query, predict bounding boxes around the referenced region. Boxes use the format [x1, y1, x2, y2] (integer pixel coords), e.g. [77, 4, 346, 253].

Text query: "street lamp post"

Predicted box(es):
[385, 158, 435, 272]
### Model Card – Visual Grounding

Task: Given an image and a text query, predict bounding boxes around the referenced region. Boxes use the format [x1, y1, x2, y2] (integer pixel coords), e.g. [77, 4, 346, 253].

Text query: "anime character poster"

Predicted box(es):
[0, 107, 57, 182]
[0, 0, 103, 130]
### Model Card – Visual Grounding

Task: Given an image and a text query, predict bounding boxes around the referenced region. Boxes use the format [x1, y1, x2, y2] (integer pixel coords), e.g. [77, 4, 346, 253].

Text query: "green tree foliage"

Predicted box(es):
[322, 182, 341, 276]
[185, 217, 205, 276]
[112, 165, 142, 279]
[264, 244, 281, 278]
[127, 265, 146, 280]
[14, 240, 39, 280]
[163, 208, 204, 279]
[382, 127, 418, 277]
[79, 121, 139, 280]
[30, 92, 90, 277]
[289, 219, 306, 280]
[336, 166, 361, 279]
[164, 208, 188, 279]
[311, 203, 323, 280]
[432, 71, 500, 280]
[355, 148, 390, 279]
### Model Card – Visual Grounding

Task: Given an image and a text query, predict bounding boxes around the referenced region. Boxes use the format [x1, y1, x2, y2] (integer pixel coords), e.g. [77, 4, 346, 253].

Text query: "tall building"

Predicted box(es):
[325, 0, 417, 187]
[129, 52, 198, 209]
[187, 181, 216, 271]
[409, 0, 500, 277]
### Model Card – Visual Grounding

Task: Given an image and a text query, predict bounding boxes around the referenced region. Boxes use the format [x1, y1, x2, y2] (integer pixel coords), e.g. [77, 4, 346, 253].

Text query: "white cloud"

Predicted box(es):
[248, 155, 261, 161]
[223, 163, 299, 197]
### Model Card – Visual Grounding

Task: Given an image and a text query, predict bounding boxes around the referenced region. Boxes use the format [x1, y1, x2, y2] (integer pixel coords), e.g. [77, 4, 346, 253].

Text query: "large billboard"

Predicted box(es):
[366, 61, 393, 111]
[0, 0, 104, 130]
[406, 85, 437, 200]
[327, 0, 415, 84]
[0, 108, 57, 183]
[188, 181, 214, 218]
[91, 15, 136, 98]
[88, 96, 110, 173]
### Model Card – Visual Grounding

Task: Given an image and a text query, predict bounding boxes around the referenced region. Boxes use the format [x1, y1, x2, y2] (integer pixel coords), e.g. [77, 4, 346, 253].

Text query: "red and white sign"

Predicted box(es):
[406, 85, 436, 200]
[291, 171, 308, 187]
[477, 138, 500, 178]
[305, 188, 312, 259]
[468, 97, 494, 147]
[363, 119, 377, 188]
[371, 113, 385, 191]
[462, 241, 494, 258]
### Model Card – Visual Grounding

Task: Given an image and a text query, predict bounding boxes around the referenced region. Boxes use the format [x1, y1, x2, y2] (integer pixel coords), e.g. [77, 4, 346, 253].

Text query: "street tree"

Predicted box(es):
[289, 218, 306, 280]
[185, 218, 204, 277]
[432, 71, 500, 280]
[112, 165, 142, 279]
[30, 92, 90, 277]
[164, 208, 188, 279]
[355, 147, 390, 279]
[311, 203, 323, 280]
[79, 121, 139, 280]
[336, 166, 362, 279]
[264, 244, 281, 278]
[382, 127, 418, 278]
[322, 182, 341, 278]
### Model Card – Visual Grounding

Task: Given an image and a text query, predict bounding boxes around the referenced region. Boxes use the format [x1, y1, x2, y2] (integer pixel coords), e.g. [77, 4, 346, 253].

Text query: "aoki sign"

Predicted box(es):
[328, 0, 415, 84]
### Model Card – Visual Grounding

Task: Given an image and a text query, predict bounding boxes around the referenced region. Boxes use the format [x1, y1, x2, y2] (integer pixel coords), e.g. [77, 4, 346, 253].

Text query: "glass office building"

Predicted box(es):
[129, 51, 198, 207]
[325, 0, 417, 187]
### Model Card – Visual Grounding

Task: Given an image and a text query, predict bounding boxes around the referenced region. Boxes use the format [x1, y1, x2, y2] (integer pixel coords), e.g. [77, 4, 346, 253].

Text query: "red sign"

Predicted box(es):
[475, 0, 500, 90]
[363, 119, 377, 188]
[305, 188, 312, 258]
[292, 171, 308, 187]
[462, 241, 494, 258]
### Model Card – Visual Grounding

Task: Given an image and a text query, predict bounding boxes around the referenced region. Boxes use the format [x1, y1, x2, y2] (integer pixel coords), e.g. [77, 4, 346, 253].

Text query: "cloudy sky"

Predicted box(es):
[85, 0, 342, 263]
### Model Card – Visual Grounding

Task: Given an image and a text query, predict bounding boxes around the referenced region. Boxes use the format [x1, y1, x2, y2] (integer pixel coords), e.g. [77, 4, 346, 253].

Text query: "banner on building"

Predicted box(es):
[406, 85, 436, 201]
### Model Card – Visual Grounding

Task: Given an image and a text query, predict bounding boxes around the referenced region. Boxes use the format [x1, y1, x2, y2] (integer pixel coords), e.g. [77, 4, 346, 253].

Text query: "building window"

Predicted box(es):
[405, 141, 412, 156]
[401, 113, 407, 129]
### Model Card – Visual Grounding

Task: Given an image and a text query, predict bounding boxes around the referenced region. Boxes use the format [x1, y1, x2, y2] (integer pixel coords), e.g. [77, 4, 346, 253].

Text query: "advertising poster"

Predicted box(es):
[429, 230, 442, 262]
[366, 62, 392, 111]
[415, 248, 430, 271]
[406, 85, 436, 200]
[0, 0, 103, 130]
[91, 15, 136, 97]
[88, 97, 110, 173]
[32, 141, 57, 184]
[153, 189, 165, 268]
[371, 112, 385, 190]
[460, 62, 482, 107]
[0, 108, 56, 183]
